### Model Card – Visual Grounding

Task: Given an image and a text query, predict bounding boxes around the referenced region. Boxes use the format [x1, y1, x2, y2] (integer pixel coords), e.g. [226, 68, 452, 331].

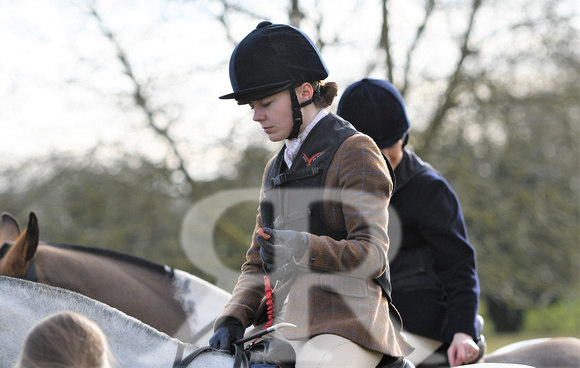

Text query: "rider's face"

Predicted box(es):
[382, 140, 404, 169]
[250, 90, 293, 142]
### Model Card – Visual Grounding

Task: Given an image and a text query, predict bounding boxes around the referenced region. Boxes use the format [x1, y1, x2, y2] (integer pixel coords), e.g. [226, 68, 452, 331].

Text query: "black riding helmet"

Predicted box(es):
[337, 78, 410, 149]
[220, 21, 329, 139]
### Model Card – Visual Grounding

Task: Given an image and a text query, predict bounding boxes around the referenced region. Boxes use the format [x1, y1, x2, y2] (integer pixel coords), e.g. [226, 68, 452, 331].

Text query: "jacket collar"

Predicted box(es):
[393, 150, 433, 192]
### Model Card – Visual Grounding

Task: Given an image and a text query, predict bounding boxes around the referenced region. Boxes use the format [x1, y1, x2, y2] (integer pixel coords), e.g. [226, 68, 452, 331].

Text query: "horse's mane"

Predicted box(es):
[1, 240, 174, 278]
[41, 241, 174, 277]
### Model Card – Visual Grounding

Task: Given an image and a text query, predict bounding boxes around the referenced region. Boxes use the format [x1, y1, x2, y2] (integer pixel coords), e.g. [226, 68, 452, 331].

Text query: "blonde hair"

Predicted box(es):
[15, 311, 114, 368]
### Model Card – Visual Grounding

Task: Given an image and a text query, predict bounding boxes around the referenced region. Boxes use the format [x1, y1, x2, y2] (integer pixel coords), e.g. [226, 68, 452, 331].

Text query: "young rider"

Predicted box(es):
[209, 22, 414, 368]
[338, 78, 484, 367]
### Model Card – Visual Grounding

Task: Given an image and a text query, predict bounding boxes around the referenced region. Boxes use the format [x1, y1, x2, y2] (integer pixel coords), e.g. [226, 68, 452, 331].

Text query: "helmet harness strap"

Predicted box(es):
[402, 132, 409, 148]
[287, 84, 320, 140]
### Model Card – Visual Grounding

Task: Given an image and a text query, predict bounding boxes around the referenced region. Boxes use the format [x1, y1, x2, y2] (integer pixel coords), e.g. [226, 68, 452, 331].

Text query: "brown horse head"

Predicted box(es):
[0, 212, 39, 277]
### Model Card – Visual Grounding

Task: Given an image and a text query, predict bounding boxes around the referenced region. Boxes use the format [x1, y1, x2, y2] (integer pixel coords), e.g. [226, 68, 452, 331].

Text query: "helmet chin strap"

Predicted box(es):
[287, 86, 317, 140]
[402, 132, 409, 148]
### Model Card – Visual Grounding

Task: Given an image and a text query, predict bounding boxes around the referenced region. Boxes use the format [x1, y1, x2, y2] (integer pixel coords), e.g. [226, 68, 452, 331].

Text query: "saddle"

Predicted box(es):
[174, 323, 415, 368]
[173, 344, 250, 368]
[246, 337, 414, 368]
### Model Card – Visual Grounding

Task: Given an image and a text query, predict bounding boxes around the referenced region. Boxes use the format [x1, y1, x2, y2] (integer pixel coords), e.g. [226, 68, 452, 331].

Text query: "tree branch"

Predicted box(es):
[380, 0, 394, 82]
[401, 0, 435, 96]
[88, 5, 197, 191]
[421, 0, 482, 150]
[289, 0, 305, 27]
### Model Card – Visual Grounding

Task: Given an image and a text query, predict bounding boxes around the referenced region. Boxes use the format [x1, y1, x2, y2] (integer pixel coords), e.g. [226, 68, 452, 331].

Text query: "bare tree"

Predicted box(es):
[400, 0, 435, 96]
[88, 4, 197, 192]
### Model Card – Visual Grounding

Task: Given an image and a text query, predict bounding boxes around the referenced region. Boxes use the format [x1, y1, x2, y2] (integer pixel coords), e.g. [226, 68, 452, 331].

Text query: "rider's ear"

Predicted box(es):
[296, 82, 314, 103]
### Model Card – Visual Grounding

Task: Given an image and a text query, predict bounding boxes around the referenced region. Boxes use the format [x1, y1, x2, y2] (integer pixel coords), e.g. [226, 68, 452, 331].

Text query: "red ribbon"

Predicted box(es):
[263, 274, 275, 329]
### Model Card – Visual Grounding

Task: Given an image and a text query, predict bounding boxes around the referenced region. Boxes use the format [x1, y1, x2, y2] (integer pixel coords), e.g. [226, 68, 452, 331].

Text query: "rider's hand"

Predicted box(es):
[209, 317, 245, 353]
[256, 228, 309, 273]
[447, 332, 480, 366]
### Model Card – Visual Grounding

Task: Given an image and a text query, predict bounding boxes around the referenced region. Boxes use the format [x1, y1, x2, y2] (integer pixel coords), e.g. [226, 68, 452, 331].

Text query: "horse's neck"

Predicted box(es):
[0, 278, 198, 368]
[35, 245, 181, 307]
[34, 245, 196, 338]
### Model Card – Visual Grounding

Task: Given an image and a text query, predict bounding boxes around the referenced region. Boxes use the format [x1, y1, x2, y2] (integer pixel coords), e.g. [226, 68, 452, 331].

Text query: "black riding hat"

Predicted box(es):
[219, 21, 329, 105]
[337, 78, 410, 149]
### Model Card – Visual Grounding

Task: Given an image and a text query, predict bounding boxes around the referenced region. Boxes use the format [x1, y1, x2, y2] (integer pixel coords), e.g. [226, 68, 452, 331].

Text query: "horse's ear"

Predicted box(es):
[0, 212, 21, 244]
[0, 212, 39, 277]
[24, 212, 39, 261]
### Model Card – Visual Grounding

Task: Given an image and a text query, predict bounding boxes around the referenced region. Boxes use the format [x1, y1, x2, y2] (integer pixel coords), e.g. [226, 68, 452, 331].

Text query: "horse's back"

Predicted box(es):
[484, 337, 580, 368]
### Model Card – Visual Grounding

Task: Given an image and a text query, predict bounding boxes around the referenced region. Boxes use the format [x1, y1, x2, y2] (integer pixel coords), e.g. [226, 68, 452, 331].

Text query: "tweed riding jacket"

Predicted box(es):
[215, 114, 414, 357]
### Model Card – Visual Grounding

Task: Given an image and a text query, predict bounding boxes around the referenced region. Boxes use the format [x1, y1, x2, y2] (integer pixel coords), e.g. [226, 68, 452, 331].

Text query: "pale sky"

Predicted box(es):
[2, 0, 576, 179]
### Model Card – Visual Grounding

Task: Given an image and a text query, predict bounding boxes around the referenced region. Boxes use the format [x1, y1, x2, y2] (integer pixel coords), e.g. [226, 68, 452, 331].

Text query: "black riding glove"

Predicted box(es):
[256, 228, 309, 274]
[208, 317, 245, 353]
